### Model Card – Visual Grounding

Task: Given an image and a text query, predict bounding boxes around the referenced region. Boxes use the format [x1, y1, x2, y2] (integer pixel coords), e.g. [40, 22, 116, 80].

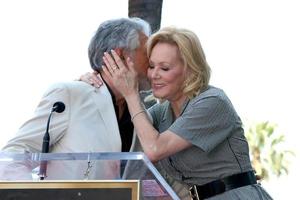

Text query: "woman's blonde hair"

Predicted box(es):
[147, 27, 211, 99]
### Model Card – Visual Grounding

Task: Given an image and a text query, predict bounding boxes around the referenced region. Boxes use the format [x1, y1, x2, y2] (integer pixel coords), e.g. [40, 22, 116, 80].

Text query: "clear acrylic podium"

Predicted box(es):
[0, 152, 180, 200]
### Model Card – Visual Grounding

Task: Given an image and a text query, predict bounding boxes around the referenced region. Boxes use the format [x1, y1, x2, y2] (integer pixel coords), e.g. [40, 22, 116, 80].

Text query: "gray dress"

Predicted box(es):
[149, 86, 273, 200]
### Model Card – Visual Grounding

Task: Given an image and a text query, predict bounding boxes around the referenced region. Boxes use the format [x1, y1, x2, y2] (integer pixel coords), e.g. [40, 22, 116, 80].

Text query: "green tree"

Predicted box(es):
[245, 121, 295, 180]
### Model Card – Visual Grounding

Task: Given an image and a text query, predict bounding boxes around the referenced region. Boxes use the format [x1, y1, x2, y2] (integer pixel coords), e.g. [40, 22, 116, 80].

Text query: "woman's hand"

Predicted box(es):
[103, 50, 139, 98]
[78, 71, 103, 88]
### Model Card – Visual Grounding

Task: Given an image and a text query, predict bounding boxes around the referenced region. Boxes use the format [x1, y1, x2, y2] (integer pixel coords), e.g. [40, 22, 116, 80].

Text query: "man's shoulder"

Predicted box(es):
[45, 81, 95, 93]
[39, 81, 102, 102]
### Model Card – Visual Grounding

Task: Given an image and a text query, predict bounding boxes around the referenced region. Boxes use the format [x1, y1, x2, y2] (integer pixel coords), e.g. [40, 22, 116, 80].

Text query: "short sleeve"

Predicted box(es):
[169, 95, 237, 152]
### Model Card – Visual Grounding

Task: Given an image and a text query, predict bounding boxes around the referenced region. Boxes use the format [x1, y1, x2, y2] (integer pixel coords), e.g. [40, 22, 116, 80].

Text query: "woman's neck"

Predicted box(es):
[170, 95, 188, 118]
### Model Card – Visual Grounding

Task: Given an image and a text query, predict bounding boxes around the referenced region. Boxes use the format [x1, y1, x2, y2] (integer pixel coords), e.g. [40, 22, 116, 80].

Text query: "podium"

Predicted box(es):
[0, 152, 180, 200]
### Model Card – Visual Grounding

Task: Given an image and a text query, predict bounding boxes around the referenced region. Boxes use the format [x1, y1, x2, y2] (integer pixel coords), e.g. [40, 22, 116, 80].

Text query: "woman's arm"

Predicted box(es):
[103, 50, 191, 162]
[127, 93, 191, 162]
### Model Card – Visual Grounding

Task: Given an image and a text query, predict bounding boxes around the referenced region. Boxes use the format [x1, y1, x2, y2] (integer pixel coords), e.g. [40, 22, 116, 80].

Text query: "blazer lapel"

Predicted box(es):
[91, 84, 121, 142]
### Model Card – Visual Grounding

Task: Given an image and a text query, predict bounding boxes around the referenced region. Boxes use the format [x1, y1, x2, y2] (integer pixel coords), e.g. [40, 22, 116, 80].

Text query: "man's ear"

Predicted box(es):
[114, 48, 125, 60]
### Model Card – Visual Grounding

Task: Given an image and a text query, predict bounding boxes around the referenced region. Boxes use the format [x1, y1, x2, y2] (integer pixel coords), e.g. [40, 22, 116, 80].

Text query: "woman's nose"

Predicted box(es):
[151, 68, 160, 79]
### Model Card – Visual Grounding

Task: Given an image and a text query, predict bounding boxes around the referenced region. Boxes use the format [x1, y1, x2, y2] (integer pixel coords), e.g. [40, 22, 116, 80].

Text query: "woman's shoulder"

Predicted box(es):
[200, 85, 225, 97]
[190, 85, 232, 107]
[192, 85, 224, 101]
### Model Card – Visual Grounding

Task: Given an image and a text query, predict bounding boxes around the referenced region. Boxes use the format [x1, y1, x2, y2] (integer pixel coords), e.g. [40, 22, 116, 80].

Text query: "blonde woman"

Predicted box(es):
[83, 27, 273, 199]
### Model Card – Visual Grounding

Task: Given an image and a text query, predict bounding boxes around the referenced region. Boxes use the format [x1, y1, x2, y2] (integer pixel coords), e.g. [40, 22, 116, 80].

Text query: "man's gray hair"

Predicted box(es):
[88, 17, 151, 72]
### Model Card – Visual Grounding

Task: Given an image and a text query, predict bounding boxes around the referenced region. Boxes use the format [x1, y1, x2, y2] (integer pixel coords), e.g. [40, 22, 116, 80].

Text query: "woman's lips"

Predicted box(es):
[152, 83, 164, 90]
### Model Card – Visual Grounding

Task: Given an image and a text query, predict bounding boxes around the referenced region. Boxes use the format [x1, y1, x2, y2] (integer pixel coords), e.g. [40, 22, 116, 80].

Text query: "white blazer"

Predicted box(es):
[1, 81, 121, 180]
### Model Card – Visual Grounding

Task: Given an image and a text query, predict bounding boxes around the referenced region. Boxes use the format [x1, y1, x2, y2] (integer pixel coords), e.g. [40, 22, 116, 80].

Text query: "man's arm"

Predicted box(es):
[2, 82, 69, 153]
[0, 83, 69, 180]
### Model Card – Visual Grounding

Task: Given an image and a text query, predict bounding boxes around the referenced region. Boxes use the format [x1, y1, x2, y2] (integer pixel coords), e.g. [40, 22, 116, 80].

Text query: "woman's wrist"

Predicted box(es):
[125, 92, 144, 114]
[131, 110, 146, 121]
[125, 91, 140, 103]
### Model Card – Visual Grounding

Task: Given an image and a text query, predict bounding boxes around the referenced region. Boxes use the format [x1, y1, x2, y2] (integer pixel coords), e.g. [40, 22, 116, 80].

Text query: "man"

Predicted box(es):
[1, 17, 151, 180]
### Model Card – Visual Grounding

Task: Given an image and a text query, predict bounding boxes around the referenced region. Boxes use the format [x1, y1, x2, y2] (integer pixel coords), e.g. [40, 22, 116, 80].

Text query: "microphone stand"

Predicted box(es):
[38, 110, 54, 180]
[38, 102, 65, 180]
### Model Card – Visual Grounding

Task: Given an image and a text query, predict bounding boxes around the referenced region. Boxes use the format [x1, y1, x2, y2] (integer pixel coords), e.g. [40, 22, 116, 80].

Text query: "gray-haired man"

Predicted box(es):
[1, 17, 151, 180]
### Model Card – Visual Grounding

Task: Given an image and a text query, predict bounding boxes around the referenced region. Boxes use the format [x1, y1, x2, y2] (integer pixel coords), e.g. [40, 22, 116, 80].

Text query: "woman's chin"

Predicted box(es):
[153, 93, 167, 102]
[153, 92, 163, 99]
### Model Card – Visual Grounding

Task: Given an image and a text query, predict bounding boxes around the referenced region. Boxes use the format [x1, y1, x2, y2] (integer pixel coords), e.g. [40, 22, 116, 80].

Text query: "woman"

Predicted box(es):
[88, 27, 272, 199]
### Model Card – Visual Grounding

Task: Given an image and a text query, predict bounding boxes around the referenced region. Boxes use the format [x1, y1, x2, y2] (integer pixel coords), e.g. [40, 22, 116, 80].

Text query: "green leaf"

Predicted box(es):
[245, 120, 295, 181]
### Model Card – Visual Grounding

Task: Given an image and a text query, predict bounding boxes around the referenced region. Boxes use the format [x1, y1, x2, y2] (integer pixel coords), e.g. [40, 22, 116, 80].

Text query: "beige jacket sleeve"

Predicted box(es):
[2, 82, 69, 153]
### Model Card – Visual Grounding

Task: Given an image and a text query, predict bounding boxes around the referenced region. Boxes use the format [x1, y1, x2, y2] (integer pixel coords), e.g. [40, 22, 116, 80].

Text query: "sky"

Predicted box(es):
[0, 0, 299, 199]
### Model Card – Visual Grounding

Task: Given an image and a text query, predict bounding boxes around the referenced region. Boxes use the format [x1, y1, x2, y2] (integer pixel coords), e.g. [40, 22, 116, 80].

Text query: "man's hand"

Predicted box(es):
[77, 71, 103, 88]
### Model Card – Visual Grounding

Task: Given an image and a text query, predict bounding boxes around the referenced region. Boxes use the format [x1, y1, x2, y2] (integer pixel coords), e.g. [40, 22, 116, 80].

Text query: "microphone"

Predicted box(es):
[39, 101, 65, 180]
[52, 101, 65, 113]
